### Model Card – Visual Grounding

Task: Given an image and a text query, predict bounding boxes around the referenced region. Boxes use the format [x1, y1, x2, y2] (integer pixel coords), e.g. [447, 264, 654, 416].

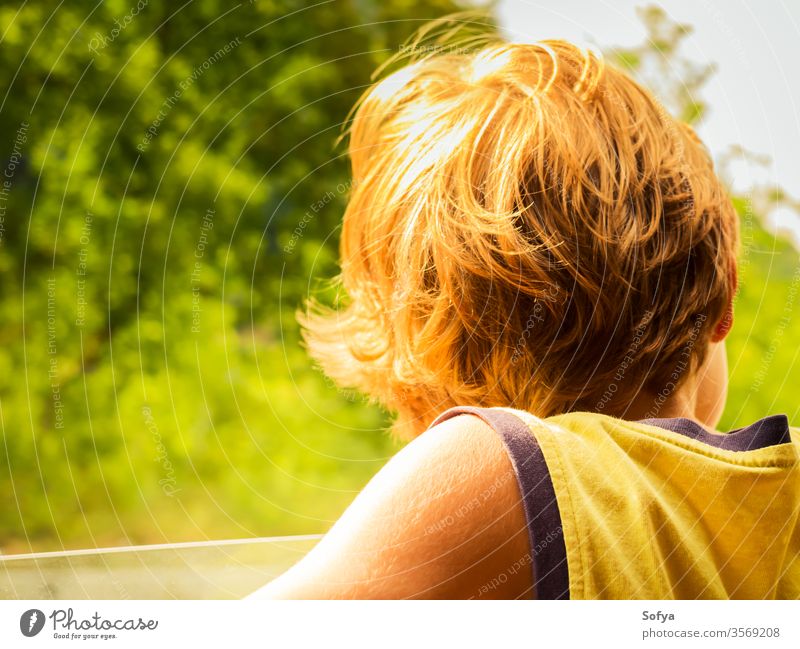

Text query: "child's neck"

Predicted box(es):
[616, 386, 719, 434]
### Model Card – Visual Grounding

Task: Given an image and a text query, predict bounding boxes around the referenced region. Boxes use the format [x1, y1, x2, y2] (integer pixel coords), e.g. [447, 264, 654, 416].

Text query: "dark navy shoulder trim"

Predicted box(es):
[637, 414, 791, 451]
[428, 406, 569, 600]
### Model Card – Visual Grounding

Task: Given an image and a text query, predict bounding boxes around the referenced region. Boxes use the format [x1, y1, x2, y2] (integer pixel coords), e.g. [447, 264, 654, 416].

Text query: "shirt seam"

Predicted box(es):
[503, 408, 587, 600]
[549, 415, 797, 468]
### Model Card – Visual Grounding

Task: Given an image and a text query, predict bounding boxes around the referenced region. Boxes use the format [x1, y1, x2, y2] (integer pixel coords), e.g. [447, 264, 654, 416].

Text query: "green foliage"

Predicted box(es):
[723, 198, 800, 428]
[0, 0, 467, 551]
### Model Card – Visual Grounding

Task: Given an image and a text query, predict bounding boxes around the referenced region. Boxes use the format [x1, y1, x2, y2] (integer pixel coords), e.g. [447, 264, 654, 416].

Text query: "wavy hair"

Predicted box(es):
[301, 37, 738, 438]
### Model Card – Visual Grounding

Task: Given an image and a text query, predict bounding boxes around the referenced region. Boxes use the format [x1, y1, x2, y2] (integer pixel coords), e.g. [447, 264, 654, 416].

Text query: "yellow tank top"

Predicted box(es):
[428, 406, 800, 599]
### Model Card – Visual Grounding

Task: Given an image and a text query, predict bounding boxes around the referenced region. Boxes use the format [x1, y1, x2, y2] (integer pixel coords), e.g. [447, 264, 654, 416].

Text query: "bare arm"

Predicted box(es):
[250, 413, 532, 599]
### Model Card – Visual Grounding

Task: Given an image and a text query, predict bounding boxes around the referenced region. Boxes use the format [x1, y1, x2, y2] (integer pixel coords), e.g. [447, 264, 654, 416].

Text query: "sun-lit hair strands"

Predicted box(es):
[300, 36, 739, 439]
[572, 45, 605, 101]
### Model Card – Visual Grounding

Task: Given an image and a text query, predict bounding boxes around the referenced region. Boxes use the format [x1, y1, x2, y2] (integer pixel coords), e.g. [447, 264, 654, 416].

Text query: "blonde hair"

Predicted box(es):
[302, 38, 739, 438]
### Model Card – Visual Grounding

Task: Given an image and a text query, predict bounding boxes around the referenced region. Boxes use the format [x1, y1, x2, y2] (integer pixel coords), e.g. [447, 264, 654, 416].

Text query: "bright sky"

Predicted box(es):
[497, 0, 800, 239]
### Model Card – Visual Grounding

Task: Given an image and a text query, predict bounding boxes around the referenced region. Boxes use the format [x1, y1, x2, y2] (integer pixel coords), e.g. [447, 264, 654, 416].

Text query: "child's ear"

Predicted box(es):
[711, 264, 738, 343]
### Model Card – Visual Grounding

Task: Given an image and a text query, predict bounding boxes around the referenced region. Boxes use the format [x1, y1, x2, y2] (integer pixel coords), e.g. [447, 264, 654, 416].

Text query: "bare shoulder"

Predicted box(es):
[251, 412, 532, 599]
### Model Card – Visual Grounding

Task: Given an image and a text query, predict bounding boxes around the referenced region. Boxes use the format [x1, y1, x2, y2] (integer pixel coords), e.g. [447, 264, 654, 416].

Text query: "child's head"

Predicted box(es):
[303, 40, 739, 438]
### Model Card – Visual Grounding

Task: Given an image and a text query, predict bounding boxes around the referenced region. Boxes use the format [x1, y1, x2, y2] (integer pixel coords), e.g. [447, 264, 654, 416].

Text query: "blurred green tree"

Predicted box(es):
[0, 0, 485, 551]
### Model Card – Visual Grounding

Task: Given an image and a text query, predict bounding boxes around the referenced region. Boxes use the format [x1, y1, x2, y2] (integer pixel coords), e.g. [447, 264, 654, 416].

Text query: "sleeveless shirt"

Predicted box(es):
[428, 406, 800, 599]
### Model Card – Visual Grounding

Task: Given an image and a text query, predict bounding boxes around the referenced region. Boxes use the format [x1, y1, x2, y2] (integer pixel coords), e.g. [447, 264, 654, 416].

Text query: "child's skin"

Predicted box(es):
[253, 327, 732, 599]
